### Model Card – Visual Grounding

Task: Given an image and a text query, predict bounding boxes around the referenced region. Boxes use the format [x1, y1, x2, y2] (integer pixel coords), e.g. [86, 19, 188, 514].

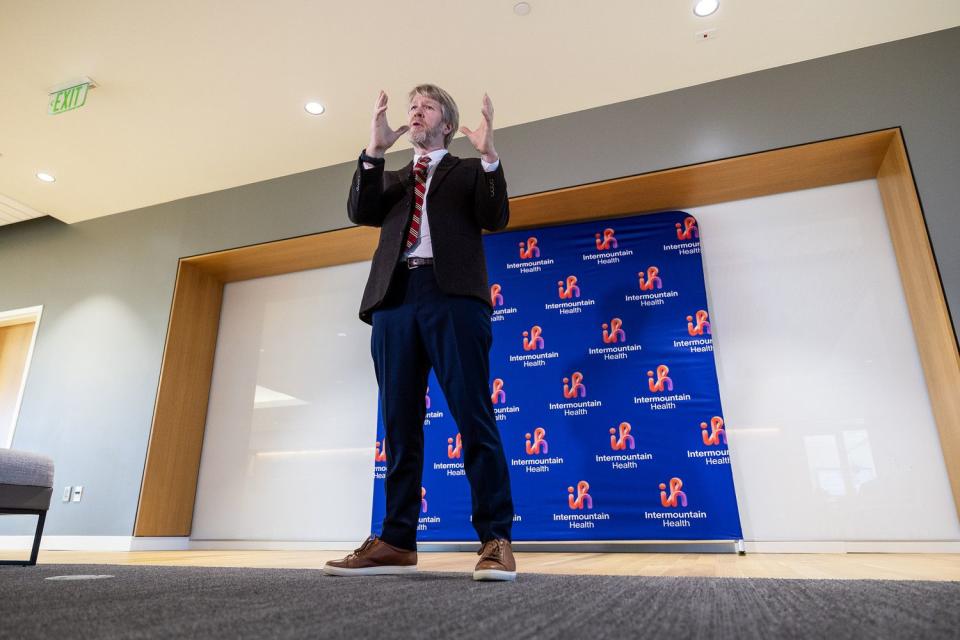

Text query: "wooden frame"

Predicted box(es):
[134, 128, 960, 536]
[0, 305, 43, 449]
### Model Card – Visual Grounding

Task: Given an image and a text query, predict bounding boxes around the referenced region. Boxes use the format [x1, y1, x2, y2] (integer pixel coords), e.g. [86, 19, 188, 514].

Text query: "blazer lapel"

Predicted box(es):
[427, 153, 459, 198]
[399, 160, 414, 187]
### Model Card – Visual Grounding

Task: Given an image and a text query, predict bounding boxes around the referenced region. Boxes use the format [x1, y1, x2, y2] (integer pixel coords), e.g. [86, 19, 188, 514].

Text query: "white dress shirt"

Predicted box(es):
[404, 149, 500, 259]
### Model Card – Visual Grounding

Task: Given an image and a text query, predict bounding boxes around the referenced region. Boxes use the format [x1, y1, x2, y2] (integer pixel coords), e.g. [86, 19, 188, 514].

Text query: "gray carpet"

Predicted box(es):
[1, 564, 958, 639]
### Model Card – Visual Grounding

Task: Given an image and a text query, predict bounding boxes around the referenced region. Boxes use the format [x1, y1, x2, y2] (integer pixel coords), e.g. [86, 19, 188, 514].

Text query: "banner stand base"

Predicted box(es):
[418, 541, 739, 554]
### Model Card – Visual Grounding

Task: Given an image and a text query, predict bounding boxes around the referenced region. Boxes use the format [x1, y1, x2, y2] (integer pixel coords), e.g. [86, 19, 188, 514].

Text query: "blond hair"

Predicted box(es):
[409, 84, 459, 148]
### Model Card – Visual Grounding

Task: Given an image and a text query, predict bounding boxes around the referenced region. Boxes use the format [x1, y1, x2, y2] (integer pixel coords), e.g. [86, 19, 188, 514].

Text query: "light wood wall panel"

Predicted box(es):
[0, 322, 35, 438]
[876, 130, 960, 514]
[134, 128, 960, 535]
[508, 129, 894, 228]
[185, 226, 380, 282]
[135, 262, 224, 536]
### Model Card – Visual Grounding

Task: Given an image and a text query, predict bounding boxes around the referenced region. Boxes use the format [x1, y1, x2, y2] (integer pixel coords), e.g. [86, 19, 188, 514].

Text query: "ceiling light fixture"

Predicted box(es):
[304, 101, 325, 115]
[693, 0, 719, 17]
[513, 2, 531, 16]
[36, 172, 55, 183]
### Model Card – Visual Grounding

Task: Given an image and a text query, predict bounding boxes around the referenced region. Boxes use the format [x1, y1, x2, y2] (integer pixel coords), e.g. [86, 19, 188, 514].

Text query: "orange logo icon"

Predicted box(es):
[557, 275, 581, 299]
[447, 433, 463, 459]
[525, 427, 549, 455]
[647, 365, 674, 393]
[490, 283, 504, 307]
[562, 372, 586, 399]
[518, 237, 540, 259]
[568, 480, 593, 510]
[491, 378, 506, 404]
[675, 216, 699, 241]
[609, 422, 635, 451]
[638, 266, 663, 291]
[522, 325, 545, 351]
[659, 477, 687, 508]
[602, 318, 626, 344]
[687, 310, 711, 336]
[595, 228, 618, 250]
[701, 417, 726, 446]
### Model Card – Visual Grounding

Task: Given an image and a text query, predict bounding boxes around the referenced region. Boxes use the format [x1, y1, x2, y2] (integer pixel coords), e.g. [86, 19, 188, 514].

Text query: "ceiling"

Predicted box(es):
[1, 1, 958, 225]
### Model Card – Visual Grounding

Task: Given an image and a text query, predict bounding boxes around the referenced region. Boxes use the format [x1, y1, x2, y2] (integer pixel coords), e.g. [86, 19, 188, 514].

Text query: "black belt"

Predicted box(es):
[403, 256, 434, 269]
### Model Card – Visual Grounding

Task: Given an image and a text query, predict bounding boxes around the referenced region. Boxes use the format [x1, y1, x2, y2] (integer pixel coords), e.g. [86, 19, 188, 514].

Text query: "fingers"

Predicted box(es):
[374, 90, 390, 119]
[482, 93, 494, 121]
[395, 125, 410, 136]
[373, 90, 389, 117]
[460, 126, 473, 136]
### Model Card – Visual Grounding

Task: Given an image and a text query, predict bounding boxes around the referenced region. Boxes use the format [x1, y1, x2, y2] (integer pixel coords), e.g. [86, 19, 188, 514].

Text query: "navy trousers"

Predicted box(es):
[372, 264, 514, 550]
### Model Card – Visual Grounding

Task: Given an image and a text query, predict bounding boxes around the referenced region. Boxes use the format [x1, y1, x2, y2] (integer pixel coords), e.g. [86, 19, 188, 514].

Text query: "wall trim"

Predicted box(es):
[744, 541, 960, 554]
[4, 536, 958, 554]
[134, 128, 960, 539]
[0, 304, 43, 449]
[0, 535, 151, 552]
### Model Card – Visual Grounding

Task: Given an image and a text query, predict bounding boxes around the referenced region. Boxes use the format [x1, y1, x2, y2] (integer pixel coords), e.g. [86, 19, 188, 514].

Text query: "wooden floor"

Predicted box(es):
[2, 550, 959, 581]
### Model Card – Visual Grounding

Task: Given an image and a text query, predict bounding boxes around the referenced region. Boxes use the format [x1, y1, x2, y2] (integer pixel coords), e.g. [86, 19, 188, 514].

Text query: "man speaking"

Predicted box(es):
[324, 85, 516, 581]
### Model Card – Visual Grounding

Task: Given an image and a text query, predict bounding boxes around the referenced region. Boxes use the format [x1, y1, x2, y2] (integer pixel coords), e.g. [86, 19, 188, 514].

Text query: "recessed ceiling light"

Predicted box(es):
[36, 172, 55, 183]
[304, 101, 325, 115]
[513, 2, 531, 16]
[693, 0, 719, 17]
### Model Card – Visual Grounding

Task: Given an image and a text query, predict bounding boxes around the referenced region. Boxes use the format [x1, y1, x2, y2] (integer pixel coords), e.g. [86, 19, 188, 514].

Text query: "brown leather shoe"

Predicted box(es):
[473, 538, 517, 581]
[323, 536, 417, 576]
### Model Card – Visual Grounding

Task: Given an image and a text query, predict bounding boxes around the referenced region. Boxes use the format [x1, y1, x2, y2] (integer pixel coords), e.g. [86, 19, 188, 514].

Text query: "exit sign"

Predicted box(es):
[48, 80, 92, 115]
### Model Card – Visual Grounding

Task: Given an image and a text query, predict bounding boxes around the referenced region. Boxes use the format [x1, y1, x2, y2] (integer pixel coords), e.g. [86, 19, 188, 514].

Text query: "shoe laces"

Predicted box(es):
[347, 536, 378, 560]
[477, 539, 505, 562]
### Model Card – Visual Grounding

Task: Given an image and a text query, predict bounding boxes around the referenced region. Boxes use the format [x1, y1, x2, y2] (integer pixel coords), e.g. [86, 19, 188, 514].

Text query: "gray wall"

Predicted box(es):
[2, 27, 958, 536]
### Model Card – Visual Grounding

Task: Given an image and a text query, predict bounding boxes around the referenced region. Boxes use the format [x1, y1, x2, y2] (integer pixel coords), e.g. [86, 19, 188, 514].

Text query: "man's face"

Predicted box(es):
[408, 93, 450, 148]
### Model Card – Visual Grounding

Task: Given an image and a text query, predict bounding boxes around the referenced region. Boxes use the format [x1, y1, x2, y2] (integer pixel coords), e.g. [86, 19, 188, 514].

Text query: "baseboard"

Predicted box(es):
[743, 541, 960, 553]
[420, 541, 738, 553]
[184, 540, 364, 551]
[187, 539, 740, 552]
[128, 537, 191, 551]
[0, 537, 356, 552]
[3, 536, 959, 554]
[0, 536, 149, 552]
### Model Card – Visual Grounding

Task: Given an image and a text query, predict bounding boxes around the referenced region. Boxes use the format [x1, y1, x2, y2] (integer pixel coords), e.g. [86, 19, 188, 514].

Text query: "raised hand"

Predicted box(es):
[460, 93, 498, 163]
[367, 90, 409, 157]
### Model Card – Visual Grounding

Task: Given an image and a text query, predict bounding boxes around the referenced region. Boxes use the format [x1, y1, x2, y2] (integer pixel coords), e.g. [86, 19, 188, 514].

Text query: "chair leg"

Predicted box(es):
[28, 510, 47, 566]
[0, 509, 46, 566]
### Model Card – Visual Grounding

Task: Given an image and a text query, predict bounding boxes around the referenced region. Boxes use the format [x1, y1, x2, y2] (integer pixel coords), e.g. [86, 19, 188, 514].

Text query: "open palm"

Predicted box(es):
[460, 93, 498, 162]
[368, 90, 409, 156]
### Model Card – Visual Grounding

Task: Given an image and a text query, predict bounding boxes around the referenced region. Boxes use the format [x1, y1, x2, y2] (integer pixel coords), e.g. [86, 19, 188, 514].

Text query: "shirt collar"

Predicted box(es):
[414, 148, 448, 169]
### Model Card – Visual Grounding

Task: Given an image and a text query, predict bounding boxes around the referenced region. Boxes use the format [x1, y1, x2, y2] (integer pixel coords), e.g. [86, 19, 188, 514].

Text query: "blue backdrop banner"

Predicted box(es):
[372, 210, 743, 541]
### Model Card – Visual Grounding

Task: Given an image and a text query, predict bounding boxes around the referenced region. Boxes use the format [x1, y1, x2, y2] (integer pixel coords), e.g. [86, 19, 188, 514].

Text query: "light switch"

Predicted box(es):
[62, 486, 72, 502]
[71, 486, 83, 502]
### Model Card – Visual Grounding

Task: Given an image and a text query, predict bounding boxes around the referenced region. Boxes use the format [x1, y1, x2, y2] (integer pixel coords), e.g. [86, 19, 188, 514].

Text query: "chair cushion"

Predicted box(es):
[0, 449, 54, 488]
[0, 484, 53, 511]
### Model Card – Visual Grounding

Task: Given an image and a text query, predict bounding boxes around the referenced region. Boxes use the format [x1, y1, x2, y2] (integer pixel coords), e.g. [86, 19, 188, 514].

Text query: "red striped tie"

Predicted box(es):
[405, 156, 432, 251]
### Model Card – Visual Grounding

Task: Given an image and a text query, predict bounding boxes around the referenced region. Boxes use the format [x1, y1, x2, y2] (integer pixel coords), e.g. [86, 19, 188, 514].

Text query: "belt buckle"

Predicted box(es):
[406, 257, 431, 269]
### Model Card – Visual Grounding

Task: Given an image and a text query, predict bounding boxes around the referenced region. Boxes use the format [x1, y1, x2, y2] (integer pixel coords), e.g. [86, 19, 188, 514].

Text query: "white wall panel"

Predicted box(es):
[191, 261, 377, 541]
[192, 179, 960, 544]
[690, 180, 960, 541]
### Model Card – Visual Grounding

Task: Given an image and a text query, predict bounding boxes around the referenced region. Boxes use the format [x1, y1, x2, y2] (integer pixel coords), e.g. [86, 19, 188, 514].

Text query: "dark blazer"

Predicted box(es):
[347, 153, 510, 324]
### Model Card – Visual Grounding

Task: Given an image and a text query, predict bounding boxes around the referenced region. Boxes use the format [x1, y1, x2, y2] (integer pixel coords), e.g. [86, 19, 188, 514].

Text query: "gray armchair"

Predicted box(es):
[0, 449, 54, 566]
